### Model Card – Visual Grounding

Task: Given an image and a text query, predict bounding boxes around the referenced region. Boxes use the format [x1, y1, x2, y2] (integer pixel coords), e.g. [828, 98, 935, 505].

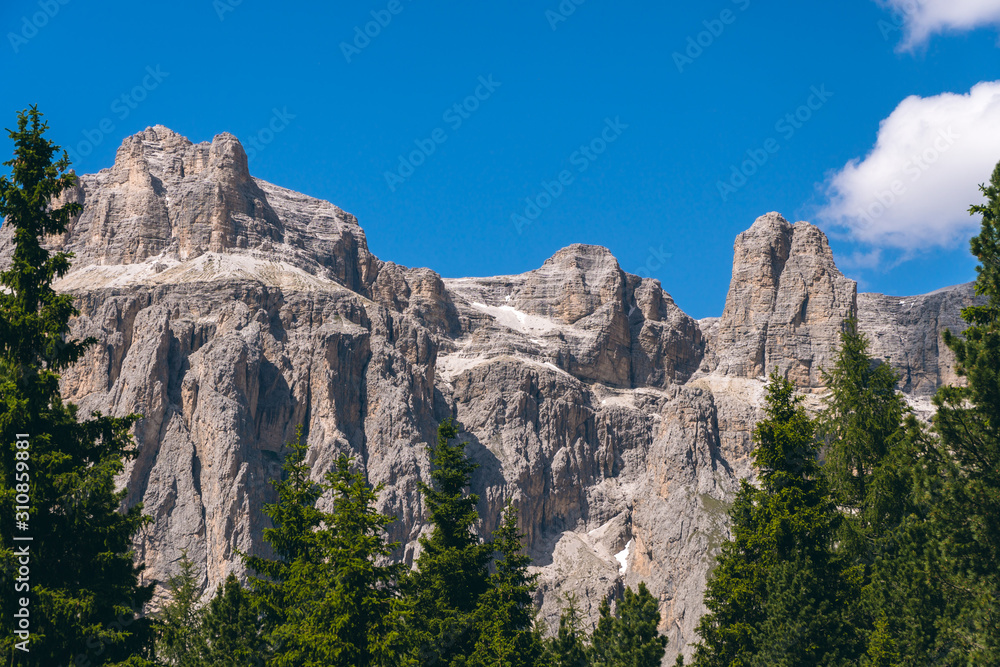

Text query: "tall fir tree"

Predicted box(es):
[468, 503, 545, 667]
[816, 319, 924, 661]
[818, 318, 910, 546]
[408, 419, 492, 665]
[243, 424, 325, 658]
[0, 107, 154, 665]
[200, 574, 265, 667]
[590, 583, 667, 667]
[547, 594, 588, 667]
[693, 371, 857, 666]
[267, 454, 407, 667]
[156, 551, 206, 667]
[246, 429, 407, 666]
[925, 157, 1000, 662]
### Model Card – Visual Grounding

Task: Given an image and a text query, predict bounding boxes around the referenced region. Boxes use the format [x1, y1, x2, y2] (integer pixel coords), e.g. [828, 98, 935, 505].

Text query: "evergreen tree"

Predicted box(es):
[468, 503, 545, 667]
[547, 594, 588, 667]
[408, 419, 492, 665]
[818, 318, 910, 546]
[200, 574, 265, 667]
[693, 372, 855, 666]
[925, 158, 1000, 662]
[0, 107, 154, 665]
[817, 319, 925, 661]
[156, 551, 206, 667]
[243, 424, 325, 656]
[246, 430, 407, 666]
[590, 583, 666, 667]
[267, 454, 407, 667]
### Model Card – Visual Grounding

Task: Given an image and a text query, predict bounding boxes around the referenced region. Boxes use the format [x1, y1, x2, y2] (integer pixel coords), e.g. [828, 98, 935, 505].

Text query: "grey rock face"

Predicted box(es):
[713, 212, 858, 389]
[857, 283, 979, 397]
[1, 128, 974, 664]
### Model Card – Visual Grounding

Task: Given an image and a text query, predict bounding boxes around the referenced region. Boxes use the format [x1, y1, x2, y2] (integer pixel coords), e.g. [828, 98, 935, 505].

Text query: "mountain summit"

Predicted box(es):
[0, 127, 978, 663]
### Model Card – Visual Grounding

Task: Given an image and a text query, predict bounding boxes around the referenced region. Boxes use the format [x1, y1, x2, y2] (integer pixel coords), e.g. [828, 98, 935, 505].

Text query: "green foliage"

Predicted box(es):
[590, 583, 667, 667]
[468, 503, 545, 667]
[818, 318, 910, 542]
[693, 371, 856, 666]
[0, 107, 153, 665]
[156, 551, 206, 666]
[923, 158, 1000, 662]
[200, 574, 265, 667]
[547, 594, 589, 667]
[245, 429, 406, 666]
[408, 419, 492, 665]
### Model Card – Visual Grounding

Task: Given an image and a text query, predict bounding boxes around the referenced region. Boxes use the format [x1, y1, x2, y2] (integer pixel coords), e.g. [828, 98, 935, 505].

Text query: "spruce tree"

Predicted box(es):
[693, 371, 855, 666]
[156, 551, 206, 667]
[243, 424, 325, 651]
[468, 503, 545, 667]
[267, 454, 407, 667]
[0, 107, 154, 665]
[547, 594, 588, 667]
[590, 583, 666, 667]
[246, 430, 406, 666]
[408, 419, 492, 665]
[200, 575, 265, 667]
[926, 158, 1000, 661]
[818, 318, 910, 546]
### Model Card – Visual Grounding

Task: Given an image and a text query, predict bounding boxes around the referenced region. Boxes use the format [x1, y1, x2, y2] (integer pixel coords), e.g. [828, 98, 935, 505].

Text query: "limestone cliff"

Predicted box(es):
[0, 127, 981, 663]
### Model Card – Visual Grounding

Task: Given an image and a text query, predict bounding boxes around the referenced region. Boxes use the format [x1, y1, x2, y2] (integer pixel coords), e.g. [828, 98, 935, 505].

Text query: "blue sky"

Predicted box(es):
[2, 0, 999, 318]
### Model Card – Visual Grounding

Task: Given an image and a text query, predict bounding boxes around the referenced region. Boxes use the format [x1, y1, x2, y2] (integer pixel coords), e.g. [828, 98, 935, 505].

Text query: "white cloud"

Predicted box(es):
[880, 0, 1000, 49]
[816, 81, 1000, 252]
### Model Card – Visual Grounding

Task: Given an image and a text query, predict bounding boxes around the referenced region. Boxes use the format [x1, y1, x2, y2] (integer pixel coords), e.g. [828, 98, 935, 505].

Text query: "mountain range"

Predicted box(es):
[0, 125, 978, 662]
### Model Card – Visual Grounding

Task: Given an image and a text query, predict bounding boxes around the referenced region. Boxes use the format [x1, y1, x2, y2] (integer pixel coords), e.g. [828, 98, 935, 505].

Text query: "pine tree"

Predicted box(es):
[245, 429, 407, 666]
[547, 594, 588, 667]
[200, 575, 265, 667]
[0, 107, 154, 665]
[590, 583, 666, 667]
[267, 454, 407, 667]
[408, 419, 492, 665]
[693, 371, 855, 666]
[926, 158, 1000, 661]
[243, 424, 325, 656]
[817, 319, 922, 661]
[818, 318, 910, 546]
[156, 551, 206, 667]
[468, 503, 545, 667]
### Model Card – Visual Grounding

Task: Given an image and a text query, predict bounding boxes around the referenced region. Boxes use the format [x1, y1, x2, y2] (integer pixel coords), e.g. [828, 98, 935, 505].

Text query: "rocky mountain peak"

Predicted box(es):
[2, 127, 378, 295]
[711, 212, 857, 388]
[0, 126, 983, 665]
